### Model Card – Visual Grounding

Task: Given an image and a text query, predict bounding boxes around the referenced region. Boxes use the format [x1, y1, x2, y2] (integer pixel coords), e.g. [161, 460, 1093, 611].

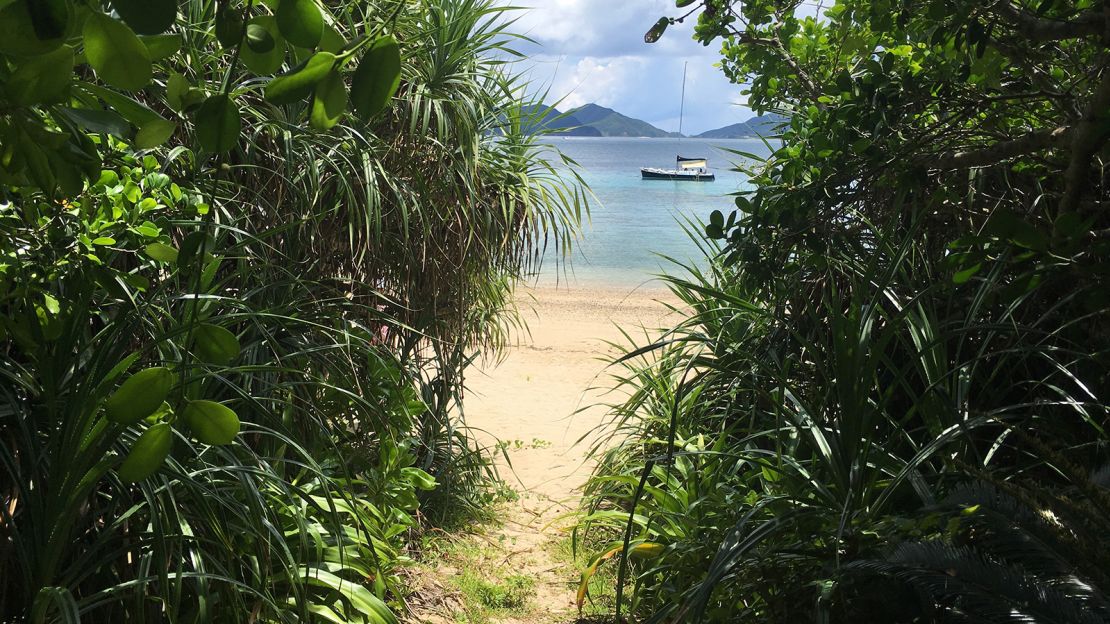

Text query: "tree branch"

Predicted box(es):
[1059, 64, 1110, 213]
[993, 1, 1106, 43]
[932, 126, 1074, 169]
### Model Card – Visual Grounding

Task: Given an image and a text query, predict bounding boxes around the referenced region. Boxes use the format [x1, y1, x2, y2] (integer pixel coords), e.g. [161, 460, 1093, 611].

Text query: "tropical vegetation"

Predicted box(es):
[578, 0, 1110, 622]
[0, 0, 583, 621]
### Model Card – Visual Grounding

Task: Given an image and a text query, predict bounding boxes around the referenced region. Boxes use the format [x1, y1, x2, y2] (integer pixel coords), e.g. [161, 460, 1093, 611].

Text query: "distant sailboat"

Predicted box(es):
[640, 62, 715, 182]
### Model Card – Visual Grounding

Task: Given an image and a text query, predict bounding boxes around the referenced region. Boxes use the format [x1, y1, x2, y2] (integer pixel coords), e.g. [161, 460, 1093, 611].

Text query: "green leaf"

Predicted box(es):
[104, 367, 174, 425]
[140, 33, 181, 60]
[644, 17, 668, 44]
[58, 106, 129, 135]
[952, 262, 981, 284]
[7, 44, 73, 105]
[0, 0, 68, 56]
[246, 23, 275, 52]
[240, 16, 285, 74]
[215, 7, 244, 48]
[182, 400, 240, 445]
[310, 70, 347, 130]
[350, 37, 400, 121]
[118, 422, 172, 482]
[80, 83, 164, 125]
[275, 0, 323, 49]
[265, 51, 335, 105]
[177, 231, 215, 268]
[135, 119, 176, 149]
[193, 323, 240, 365]
[401, 467, 436, 491]
[144, 242, 178, 263]
[194, 94, 241, 153]
[83, 12, 153, 91]
[709, 209, 724, 228]
[110, 0, 176, 35]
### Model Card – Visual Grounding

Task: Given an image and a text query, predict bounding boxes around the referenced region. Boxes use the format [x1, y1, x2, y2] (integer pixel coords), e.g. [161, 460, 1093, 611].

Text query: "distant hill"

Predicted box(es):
[696, 113, 787, 139]
[520, 104, 601, 137]
[566, 104, 682, 138]
[519, 103, 678, 138]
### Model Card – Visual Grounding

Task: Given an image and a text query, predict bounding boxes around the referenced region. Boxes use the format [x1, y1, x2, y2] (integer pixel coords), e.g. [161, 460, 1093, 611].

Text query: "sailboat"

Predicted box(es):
[640, 62, 715, 182]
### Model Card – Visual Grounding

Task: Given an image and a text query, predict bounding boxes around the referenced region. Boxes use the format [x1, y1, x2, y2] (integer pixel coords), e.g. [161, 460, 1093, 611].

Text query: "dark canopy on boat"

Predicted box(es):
[676, 155, 707, 169]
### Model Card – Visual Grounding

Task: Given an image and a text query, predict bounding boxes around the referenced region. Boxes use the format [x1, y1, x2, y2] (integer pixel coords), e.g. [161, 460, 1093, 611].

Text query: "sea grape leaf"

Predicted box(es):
[215, 7, 244, 48]
[310, 70, 347, 130]
[240, 16, 285, 74]
[193, 323, 240, 365]
[141, 33, 182, 60]
[83, 12, 153, 91]
[182, 400, 240, 445]
[104, 367, 174, 425]
[350, 37, 400, 121]
[135, 119, 177, 148]
[644, 17, 668, 44]
[246, 23, 275, 52]
[0, 0, 67, 56]
[144, 242, 179, 263]
[194, 94, 241, 153]
[58, 107, 130, 137]
[110, 0, 176, 35]
[265, 51, 335, 105]
[7, 44, 73, 105]
[118, 422, 173, 482]
[275, 0, 323, 49]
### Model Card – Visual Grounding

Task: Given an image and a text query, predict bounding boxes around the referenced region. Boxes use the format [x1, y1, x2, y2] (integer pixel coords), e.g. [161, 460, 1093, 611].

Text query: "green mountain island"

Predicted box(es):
[695, 113, 787, 138]
[525, 103, 786, 139]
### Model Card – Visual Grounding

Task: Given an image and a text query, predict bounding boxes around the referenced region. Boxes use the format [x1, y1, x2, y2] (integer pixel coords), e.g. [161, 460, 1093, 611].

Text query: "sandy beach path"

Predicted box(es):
[469, 285, 678, 621]
[411, 285, 679, 622]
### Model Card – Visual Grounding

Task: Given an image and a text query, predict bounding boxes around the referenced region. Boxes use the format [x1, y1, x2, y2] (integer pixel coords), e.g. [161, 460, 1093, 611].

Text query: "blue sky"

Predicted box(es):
[494, 1, 755, 135]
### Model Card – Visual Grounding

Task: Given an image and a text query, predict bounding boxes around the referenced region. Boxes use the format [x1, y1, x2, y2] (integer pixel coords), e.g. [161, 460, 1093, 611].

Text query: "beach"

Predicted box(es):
[456, 284, 682, 620]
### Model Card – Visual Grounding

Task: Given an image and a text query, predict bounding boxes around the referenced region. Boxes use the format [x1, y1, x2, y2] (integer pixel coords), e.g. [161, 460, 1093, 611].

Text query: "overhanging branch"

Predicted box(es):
[932, 126, 1073, 169]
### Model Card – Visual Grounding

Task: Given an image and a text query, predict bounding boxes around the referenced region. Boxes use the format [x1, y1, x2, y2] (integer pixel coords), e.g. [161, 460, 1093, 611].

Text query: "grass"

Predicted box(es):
[408, 505, 538, 623]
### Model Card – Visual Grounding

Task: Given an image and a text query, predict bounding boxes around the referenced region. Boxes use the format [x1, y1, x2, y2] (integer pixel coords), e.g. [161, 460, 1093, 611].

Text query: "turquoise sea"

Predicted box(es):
[532, 137, 775, 289]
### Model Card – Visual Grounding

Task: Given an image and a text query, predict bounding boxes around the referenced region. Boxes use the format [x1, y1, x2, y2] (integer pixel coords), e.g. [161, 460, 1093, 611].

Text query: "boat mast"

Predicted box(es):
[678, 61, 687, 137]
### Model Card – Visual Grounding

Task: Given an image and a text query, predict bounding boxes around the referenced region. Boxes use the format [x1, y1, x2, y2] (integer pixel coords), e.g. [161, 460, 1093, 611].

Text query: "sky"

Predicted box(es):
[493, 0, 755, 136]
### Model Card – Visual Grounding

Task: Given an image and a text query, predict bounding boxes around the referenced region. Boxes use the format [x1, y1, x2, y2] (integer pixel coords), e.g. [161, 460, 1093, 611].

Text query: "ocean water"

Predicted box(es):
[531, 137, 775, 289]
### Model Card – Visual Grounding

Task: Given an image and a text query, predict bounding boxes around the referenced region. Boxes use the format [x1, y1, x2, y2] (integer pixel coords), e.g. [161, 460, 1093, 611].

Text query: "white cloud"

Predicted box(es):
[493, 1, 756, 135]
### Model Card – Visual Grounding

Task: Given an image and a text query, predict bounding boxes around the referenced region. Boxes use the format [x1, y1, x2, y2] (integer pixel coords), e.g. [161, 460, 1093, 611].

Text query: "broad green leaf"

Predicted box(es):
[58, 107, 130, 136]
[194, 94, 241, 153]
[111, 0, 176, 35]
[275, 0, 323, 49]
[118, 423, 172, 482]
[215, 7, 244, 48]
[644, 17, 668, 44]
[953, 263, 981, 284]
[0, 0, 67, 56]
[265, 51, 335, 105]
[140, 33, 181, 60]
[104, 367, 174, 425]
[310, 70, 347, 130]
[240, 16, 285, 74]
[401, 467, 436, 491]
[8, 44, 73, 105]
[294, 567, 397, 624]
[177, 231, 215, 267]
[246, 23, 275, 52]
[193, 323, 240, 365]
[80, 83, 164, 125]
[182, 400, 240, 445]
[83, 12, 153, 91]
[144, 242, 178, 263]
[135, 119, 177, 148]
[350, 37, 400, 121]
[165, 73, 189, 110]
